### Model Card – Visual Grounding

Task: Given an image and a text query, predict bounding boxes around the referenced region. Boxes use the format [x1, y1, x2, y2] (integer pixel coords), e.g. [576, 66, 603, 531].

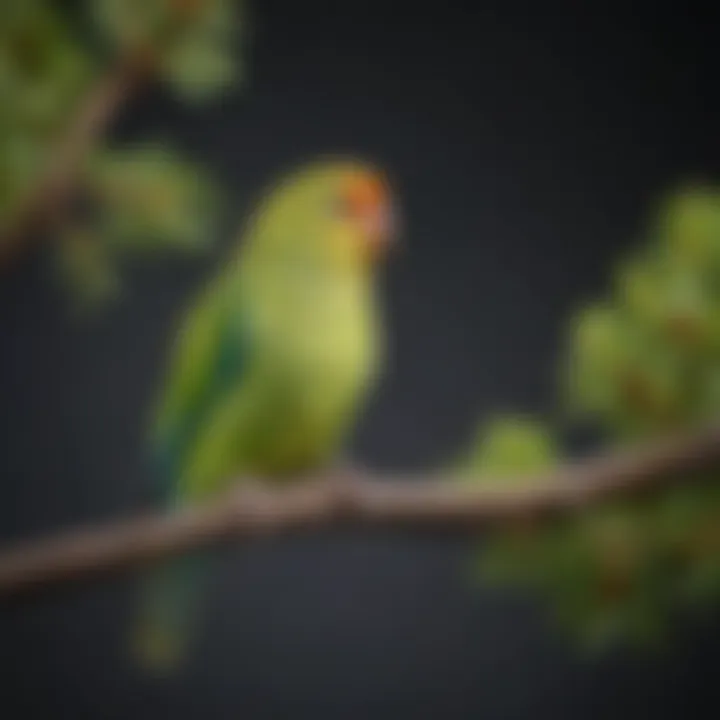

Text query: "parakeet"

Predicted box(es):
[130, 158, 397, 672]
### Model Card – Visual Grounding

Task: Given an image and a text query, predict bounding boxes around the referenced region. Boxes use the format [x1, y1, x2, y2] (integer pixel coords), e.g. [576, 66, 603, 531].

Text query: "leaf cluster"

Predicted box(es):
[1, 0, 245, 312]
[464, 188, 720, 650]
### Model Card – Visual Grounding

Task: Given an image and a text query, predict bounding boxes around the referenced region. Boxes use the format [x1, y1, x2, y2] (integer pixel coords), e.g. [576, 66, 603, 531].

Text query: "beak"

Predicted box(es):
[365, 203, 398, 263]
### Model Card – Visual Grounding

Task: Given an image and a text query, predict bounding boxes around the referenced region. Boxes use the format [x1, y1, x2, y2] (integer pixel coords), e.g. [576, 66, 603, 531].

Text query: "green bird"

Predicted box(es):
[131, 158, 397, 672]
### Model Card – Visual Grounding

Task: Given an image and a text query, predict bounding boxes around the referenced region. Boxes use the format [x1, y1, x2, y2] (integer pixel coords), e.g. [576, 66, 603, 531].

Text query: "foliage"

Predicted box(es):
[0, 1, 90, 224]
[92, 0, 244, 102]
[0, 0, 245, 312]
[465, 187, 720, 651]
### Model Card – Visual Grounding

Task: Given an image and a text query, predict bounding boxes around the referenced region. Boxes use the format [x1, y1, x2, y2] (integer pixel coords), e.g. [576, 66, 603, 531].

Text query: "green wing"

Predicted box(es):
[150, 274, 250, 504]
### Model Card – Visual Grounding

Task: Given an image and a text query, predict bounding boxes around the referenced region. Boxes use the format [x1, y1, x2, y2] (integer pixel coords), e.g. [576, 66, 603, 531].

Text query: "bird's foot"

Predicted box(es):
[320, 461, 367, 512]
[329, 459, 365, 485]
[226, 479, 282, 534]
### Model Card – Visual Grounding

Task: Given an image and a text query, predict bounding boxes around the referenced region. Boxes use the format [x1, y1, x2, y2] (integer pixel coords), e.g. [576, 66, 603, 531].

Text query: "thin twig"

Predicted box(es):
[1, 425, 719, 600]
[0, 50, 153, 269]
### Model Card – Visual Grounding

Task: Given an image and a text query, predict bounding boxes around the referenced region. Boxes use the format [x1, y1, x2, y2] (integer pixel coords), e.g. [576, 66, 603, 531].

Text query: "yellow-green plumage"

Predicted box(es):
[131, 159, 391, 671]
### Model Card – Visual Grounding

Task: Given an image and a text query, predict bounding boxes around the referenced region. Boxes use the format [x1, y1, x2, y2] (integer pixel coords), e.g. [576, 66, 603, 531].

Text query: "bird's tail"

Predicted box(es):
[129, 553, 207, 675]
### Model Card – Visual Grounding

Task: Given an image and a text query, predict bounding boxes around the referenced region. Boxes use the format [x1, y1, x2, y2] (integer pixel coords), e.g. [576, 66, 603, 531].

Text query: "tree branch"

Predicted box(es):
[1, 425, 719, 600]
[0, 50, 153, 270]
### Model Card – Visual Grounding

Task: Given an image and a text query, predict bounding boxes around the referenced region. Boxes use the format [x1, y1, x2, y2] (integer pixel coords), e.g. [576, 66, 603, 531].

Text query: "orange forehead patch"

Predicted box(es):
[342, 170, 389, 216]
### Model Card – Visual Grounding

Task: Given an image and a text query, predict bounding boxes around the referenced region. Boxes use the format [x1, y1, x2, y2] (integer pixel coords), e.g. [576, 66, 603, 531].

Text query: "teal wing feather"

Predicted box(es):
[150, 277, 250, 505]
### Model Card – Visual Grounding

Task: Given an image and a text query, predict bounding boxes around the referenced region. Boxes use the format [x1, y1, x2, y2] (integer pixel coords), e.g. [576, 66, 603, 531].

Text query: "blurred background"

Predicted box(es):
[1, 1, 720, 718]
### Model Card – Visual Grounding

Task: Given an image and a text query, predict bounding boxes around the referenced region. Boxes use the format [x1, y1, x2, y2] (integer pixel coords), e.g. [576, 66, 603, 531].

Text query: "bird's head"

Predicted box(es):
[248, 158, 398, 277]
[326, 161, 397, 269]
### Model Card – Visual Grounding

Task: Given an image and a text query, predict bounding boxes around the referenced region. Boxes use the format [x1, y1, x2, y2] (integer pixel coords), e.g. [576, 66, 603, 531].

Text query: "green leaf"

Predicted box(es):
[160, 0, 244, 103]
[460, 415, 558, 483]
[161, 33, 239, 102]
[53, 226, 122, 313]
[86, 144, 220, 254]
[91, 0, 171, 49]
[0, 131, 45, 226]
[656, 184, 720, 269]
[0, 0, 90, 133]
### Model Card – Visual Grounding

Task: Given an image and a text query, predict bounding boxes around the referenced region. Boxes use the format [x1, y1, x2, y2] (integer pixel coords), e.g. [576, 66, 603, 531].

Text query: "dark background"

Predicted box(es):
[1, 1, 720, 717]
